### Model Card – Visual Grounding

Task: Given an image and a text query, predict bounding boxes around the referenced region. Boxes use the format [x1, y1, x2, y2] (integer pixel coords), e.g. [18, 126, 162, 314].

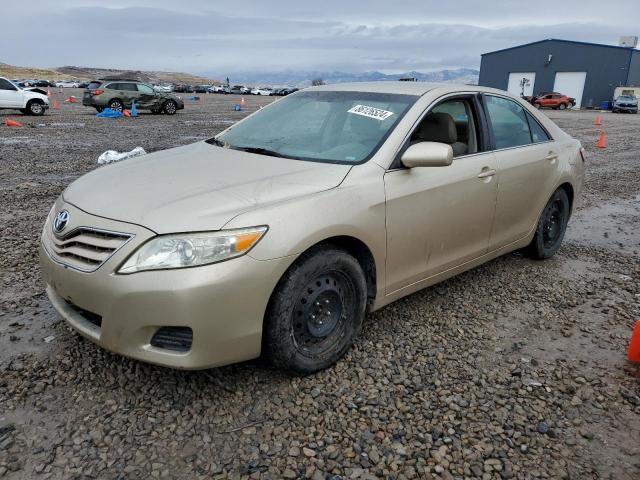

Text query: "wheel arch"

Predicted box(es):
[557, 181, 575, 215]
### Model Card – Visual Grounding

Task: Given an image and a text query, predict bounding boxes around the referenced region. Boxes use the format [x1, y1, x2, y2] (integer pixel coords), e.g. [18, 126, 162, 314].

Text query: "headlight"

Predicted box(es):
[118, 226, 267, 274]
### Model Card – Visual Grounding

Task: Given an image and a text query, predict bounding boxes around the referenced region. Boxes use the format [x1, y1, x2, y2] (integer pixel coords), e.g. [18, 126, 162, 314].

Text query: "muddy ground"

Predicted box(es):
[0, 90, 639, 479]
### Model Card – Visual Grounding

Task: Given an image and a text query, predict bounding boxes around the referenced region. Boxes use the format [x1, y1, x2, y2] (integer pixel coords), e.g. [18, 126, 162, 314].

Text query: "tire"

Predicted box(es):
[535, 103, 542, 109]
[163, 100, 177, 115]
[525, 188, 570, 260]
[26, 100, 45, 116]
[558, 103, 567, 110]
[263, 247, 367, 374]
[108, 99, 123, 112]
[95, 106, 103, 113]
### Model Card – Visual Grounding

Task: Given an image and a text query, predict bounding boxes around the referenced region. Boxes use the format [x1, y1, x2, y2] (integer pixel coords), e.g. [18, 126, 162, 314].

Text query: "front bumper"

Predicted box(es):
[613, 105, 638, 113]
[40, 201, 293, 369]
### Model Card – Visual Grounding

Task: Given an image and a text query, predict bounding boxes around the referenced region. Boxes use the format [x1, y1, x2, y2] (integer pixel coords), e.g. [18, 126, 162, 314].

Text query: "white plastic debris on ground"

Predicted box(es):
[97, 146, 147, 165]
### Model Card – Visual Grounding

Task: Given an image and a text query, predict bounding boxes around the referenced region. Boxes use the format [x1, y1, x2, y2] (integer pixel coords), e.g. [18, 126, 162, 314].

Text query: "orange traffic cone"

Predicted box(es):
[628, 320, 640, 362]
[123, 109, 131, 117]
[52, 100, 59, 109]
[240, 97, 246, 108]
[47, 89, 52, 98]
[65, 96, 75, 103]
[596, 132, 607, 148]
[5, 118, 23, 127]
[594, 115, 601, 126]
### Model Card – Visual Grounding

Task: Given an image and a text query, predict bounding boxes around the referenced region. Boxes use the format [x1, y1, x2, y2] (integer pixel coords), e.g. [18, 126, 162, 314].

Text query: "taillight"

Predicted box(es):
[579, 147, 586, 163]
[91, 89, 104, 96]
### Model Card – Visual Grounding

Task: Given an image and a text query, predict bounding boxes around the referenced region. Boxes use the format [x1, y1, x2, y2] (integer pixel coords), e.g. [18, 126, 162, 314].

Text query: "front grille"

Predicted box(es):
[44, 226, 132, 272]
[65, 300, 102, 328]
[151, 327, 193, 352]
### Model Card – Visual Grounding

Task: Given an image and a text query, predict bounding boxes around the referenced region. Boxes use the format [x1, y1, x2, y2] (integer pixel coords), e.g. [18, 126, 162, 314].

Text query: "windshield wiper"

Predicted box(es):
[232, 146, 289, 159]
[206, 137, 225, 147]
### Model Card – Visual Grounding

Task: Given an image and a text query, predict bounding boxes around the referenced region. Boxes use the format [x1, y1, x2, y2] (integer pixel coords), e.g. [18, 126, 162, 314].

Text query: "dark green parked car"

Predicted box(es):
[82, 80, 185, 114]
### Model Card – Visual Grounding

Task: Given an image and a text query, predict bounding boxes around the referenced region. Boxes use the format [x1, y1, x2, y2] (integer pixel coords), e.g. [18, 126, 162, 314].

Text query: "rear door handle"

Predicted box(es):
[477, 168, 496, 179]
[545, 153, 558, 162]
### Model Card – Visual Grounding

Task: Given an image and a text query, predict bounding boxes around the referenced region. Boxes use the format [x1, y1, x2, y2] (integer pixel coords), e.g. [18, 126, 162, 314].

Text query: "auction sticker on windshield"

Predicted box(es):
[347, 105, 395, 121]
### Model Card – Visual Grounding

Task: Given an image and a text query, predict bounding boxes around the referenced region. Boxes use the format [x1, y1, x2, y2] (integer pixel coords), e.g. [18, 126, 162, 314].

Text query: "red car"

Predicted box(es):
[530, 92, 576, 110]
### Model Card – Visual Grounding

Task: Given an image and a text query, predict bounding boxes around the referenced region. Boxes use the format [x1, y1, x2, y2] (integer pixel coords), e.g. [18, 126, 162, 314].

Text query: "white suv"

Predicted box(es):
[0, 77, 49, 115]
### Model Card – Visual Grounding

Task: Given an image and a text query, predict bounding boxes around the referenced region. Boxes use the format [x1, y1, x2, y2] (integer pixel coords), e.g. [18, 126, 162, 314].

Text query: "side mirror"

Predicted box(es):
[401, 141, 453, 168]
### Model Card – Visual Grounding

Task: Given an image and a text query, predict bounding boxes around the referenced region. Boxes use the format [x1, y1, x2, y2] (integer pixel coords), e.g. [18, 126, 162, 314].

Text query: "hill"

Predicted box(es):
[0, 62, 219, 85]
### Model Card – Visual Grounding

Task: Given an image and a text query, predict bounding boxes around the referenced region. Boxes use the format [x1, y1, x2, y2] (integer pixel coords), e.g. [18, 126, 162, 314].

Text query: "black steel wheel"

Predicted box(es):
[264, 247, 367, 374]
[525, 188, 570, 259]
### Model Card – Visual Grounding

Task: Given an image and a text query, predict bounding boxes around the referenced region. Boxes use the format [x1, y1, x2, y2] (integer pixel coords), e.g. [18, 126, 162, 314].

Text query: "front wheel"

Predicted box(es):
[163, 100, 177, 115]
[558, 103, 567, 110]
[525, 188, 570, 259]
[263, 247, 367, 374]
[535, 103, 542, 109]
[27, 100, 45, 116]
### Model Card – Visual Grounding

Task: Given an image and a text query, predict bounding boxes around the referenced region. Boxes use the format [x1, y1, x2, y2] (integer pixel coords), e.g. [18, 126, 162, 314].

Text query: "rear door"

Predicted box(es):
[0, 78, 22, 108]
[482, 94, 560, 249]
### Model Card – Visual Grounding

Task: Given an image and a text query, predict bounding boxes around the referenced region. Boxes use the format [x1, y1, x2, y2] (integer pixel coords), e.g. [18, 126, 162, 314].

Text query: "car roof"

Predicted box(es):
[306, 81, 501, 96]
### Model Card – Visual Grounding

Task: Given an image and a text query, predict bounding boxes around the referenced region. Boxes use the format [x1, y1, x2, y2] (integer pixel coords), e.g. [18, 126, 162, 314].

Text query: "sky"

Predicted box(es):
[3, 0, 639, 76]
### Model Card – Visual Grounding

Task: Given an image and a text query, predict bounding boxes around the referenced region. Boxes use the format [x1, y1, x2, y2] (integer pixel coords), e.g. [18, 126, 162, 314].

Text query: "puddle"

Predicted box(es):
[566, 196, 640, 255]
[0, 137, 34, 145]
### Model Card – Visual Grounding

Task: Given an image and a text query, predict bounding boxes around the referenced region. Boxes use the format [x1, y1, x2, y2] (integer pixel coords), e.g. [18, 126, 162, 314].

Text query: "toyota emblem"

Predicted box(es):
[53, 210, 70, 233]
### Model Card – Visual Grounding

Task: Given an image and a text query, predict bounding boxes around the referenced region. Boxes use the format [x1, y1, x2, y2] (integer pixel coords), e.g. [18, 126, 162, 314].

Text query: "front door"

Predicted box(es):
[384, 95, 499, 294]
[0, 78, 22, 108]
[136, 83, 156, 109]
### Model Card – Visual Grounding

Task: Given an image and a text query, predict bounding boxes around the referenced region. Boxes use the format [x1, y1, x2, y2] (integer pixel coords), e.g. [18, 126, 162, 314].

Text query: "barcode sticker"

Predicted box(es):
[347, 104, 395, 121]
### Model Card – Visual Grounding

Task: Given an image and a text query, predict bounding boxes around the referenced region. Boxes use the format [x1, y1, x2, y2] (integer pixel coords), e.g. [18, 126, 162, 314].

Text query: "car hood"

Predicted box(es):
[63, 141, 351, 234]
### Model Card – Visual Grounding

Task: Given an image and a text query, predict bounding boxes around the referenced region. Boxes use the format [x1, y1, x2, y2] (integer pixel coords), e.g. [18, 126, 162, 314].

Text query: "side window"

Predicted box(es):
[137, 84, 154, 94]
[484, 95, 532, 149]
[105, 83, 119, 90]
[0, 79, 17, 90]
[120, 83, 138, 91]
[526, 112, 551, 143]
[410, 98, 479, 157]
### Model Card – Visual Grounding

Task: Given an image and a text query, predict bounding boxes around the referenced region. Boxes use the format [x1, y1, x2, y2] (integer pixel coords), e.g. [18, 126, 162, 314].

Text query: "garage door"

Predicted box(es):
[507, 72, 536, 97]
[553, 72, 587, 109]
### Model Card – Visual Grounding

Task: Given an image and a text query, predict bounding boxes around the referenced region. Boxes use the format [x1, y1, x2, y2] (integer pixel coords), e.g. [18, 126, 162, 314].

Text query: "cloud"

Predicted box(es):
[3, 1, 639, 76]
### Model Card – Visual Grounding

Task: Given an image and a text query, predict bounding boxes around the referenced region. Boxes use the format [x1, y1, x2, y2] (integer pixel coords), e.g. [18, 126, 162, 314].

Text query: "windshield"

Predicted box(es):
[211, 90, 417, 164]
[618, 95, 636, 101]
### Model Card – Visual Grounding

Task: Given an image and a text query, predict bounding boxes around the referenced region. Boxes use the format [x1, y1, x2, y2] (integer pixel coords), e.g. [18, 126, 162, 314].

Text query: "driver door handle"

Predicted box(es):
[477, 168, 496, 179]
[545, 152, 558, 162]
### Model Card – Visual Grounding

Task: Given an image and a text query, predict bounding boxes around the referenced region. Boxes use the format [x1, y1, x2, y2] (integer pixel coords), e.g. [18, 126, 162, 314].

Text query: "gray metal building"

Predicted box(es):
[479, 38, 640, 108]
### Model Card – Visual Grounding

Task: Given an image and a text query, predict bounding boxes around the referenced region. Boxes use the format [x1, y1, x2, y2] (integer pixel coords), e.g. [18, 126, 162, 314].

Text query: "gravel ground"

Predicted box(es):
[1, 90, 639, 480]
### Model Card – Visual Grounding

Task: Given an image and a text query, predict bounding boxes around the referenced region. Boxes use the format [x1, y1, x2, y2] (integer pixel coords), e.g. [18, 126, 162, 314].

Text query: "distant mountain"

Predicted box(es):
[220, 68, 479, 87]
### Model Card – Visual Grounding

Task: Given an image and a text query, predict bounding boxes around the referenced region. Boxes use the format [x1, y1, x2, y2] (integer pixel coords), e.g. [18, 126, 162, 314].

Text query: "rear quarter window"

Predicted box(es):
[87, 81, 102, 89]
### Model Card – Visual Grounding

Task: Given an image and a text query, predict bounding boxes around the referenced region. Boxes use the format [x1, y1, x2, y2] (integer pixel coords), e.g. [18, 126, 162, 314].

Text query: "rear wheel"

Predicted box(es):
[95, 106, 104, 113]
[264, 247, 367, 374]
[108, 99, 123, 112]
[27, 100, 45, 116]
[558, 103, 567, 110]
[525, 188, 570, 259]
[163, 100, 177, 115]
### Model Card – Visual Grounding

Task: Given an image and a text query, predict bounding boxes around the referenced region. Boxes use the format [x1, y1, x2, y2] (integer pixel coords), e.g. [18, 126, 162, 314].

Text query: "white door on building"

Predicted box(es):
[553, 72, 587, 108]
[507, 72, 536, 97]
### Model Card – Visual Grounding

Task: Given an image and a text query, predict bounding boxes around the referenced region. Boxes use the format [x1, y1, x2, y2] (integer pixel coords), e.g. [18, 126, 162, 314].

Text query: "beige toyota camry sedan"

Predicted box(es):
[40, 82, 585, 374]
